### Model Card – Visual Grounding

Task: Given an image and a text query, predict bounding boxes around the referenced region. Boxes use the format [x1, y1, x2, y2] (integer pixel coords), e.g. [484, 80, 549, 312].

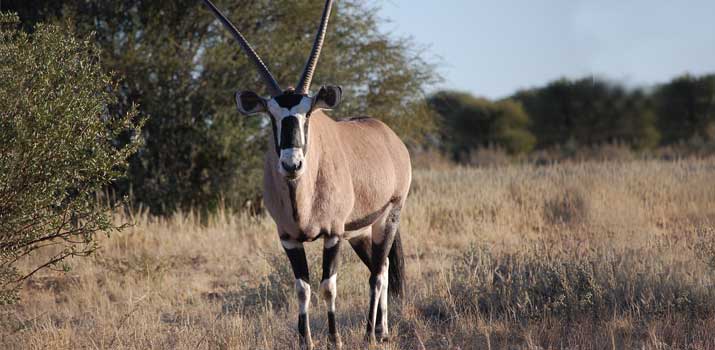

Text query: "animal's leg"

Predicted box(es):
[282, 239, 313, 350]
[348, 234, 371, 268]
[321, 236, 342, 349]
[377, 257, 389, 342]
[348, 234, 385, 333]
[366, 205, 401, 343]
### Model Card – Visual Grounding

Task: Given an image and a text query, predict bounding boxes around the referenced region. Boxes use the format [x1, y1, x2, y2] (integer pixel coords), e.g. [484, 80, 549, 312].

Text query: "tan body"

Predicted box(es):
[264, 111, 411, 242]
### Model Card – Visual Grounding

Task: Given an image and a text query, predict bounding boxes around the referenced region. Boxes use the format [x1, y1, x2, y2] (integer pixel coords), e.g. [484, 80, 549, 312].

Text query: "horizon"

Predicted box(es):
[379, 0, 715, 99]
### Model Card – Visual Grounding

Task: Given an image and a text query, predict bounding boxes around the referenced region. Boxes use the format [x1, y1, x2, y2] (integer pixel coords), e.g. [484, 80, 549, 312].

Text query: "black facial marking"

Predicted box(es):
[322, 238, 341, 281]
[288, 182, 299, 222]
[280, 116, 303, 149]
[269, 118, 279, 155]
[284, 246, 309, 283]
[274, 93, 306, 109]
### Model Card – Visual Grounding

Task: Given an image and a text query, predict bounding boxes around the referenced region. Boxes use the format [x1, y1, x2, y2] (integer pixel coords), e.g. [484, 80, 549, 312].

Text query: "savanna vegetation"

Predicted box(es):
[2, 1, 715, 349]
[2, 160, 715, 349]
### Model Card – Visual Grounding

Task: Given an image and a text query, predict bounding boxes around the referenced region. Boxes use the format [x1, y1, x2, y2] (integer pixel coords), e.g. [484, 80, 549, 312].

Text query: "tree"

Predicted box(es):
[513, 77, 659, 150]
[3, 0, 439, 214]
[427, 91, 535, 162]
[655, 74, 715, 145]
[0, 13, 142, 303]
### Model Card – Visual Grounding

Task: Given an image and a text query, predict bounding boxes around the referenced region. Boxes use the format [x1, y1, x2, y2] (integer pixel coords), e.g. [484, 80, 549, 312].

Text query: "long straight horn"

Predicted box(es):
[296, 0, 335, 95]
[201, 0, 283, 96]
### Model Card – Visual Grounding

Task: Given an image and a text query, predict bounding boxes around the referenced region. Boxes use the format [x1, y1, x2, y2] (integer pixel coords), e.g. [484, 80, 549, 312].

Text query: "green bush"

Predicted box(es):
[0, 14, 142, 304]
[427, 91, 536, 162]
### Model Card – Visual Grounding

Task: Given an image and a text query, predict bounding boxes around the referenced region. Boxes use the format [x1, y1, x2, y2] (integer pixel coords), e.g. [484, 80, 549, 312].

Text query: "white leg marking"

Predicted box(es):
[369, 259, 389, 336]
[379, 258, 389, 335]
[295, 279, 311, 314]
[324, 236, 340, 249]
[320, 274, 337, 312]
[281, 239, 302, 250]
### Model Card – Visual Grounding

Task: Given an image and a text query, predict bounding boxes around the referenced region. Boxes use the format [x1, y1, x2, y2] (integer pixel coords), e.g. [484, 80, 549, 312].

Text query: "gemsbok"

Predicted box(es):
[202, 0, 411, 348]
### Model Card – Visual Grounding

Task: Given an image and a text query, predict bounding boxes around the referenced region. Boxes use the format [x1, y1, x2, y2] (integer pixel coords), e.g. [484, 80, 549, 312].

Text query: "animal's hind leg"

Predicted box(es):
[348, 234, 386, 336]
[365, 205, 401, 343]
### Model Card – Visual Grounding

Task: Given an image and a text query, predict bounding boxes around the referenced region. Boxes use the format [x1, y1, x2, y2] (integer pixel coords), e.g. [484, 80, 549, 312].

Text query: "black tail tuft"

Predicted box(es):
[388, 229, 405, 298]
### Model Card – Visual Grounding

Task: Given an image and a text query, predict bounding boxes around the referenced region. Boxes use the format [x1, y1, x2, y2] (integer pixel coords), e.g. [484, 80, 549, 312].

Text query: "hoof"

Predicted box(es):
[329, 334, 343, 349]
[376, 332, 390, 343]
[365, 333, 377, 345]
[300, 340, 314, 350]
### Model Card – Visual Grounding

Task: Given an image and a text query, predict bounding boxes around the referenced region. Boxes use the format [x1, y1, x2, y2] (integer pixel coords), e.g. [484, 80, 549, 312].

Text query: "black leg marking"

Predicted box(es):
[328, 311, 337, 335]
[284, 246, 309, 282]
[371, 243, 388, 276]
[349, 235, 372, 269]
[298, 313, 308, 338]
[322, 239, 341, 281]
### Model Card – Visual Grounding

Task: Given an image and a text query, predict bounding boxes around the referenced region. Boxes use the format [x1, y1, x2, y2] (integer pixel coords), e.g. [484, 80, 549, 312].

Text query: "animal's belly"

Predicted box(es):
[344, 201, 391, 231]
[278, 221, 328, 242]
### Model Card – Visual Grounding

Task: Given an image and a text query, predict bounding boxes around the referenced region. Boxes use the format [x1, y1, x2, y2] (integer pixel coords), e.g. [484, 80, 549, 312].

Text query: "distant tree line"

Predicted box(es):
[428, 74, 715, 162]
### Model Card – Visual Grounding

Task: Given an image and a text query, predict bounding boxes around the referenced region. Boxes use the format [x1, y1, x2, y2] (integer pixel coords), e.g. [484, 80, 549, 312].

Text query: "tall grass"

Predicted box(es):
[2, 159, 715, 349]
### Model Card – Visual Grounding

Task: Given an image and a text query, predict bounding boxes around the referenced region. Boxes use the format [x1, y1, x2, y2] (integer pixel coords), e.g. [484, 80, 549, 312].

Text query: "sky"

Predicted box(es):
[379, 0, 715, 99]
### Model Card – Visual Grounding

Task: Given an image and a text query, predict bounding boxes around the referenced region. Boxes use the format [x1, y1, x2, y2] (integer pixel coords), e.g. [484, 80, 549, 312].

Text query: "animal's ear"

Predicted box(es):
[235, 91, 267, 115]
[313, 85, 342, 110]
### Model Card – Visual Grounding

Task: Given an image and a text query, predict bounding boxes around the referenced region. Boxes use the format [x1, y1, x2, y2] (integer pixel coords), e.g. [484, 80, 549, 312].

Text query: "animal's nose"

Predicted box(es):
[281, 160, 303, 173]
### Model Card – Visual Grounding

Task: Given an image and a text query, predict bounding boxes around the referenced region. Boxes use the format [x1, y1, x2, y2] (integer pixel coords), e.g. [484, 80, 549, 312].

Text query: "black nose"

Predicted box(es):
[281, 160, 303, 173]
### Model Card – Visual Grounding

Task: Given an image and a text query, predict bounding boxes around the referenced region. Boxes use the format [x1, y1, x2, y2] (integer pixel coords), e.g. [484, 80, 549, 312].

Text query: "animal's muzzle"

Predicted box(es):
[281, 159, 303, 173]
[279, 147, 305, 177]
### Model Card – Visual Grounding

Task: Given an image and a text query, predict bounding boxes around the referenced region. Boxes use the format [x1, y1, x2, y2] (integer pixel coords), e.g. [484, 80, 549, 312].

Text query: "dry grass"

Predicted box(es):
[3, 159, 715, 349]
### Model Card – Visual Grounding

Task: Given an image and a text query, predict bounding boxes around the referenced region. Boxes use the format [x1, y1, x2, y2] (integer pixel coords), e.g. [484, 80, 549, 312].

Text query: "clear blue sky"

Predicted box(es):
[379, 0, 715, 99]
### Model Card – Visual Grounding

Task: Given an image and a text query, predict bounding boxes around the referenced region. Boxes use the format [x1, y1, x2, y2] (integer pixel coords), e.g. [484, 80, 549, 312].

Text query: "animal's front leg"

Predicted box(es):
[321, 235, 342, 349]
[282, 239, 313, 350]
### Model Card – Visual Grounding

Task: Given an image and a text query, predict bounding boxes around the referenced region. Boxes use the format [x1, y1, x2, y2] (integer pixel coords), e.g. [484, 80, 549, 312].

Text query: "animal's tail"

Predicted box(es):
[388, 228, 405, 298]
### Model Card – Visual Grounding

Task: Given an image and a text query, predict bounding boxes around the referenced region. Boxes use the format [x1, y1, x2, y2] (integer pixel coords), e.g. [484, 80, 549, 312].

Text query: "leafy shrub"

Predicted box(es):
[0, 14, 142, 304]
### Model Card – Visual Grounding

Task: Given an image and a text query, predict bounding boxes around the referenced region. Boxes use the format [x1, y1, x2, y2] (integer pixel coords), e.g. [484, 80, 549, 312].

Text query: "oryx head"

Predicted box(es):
[203, 0, 342, 180]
